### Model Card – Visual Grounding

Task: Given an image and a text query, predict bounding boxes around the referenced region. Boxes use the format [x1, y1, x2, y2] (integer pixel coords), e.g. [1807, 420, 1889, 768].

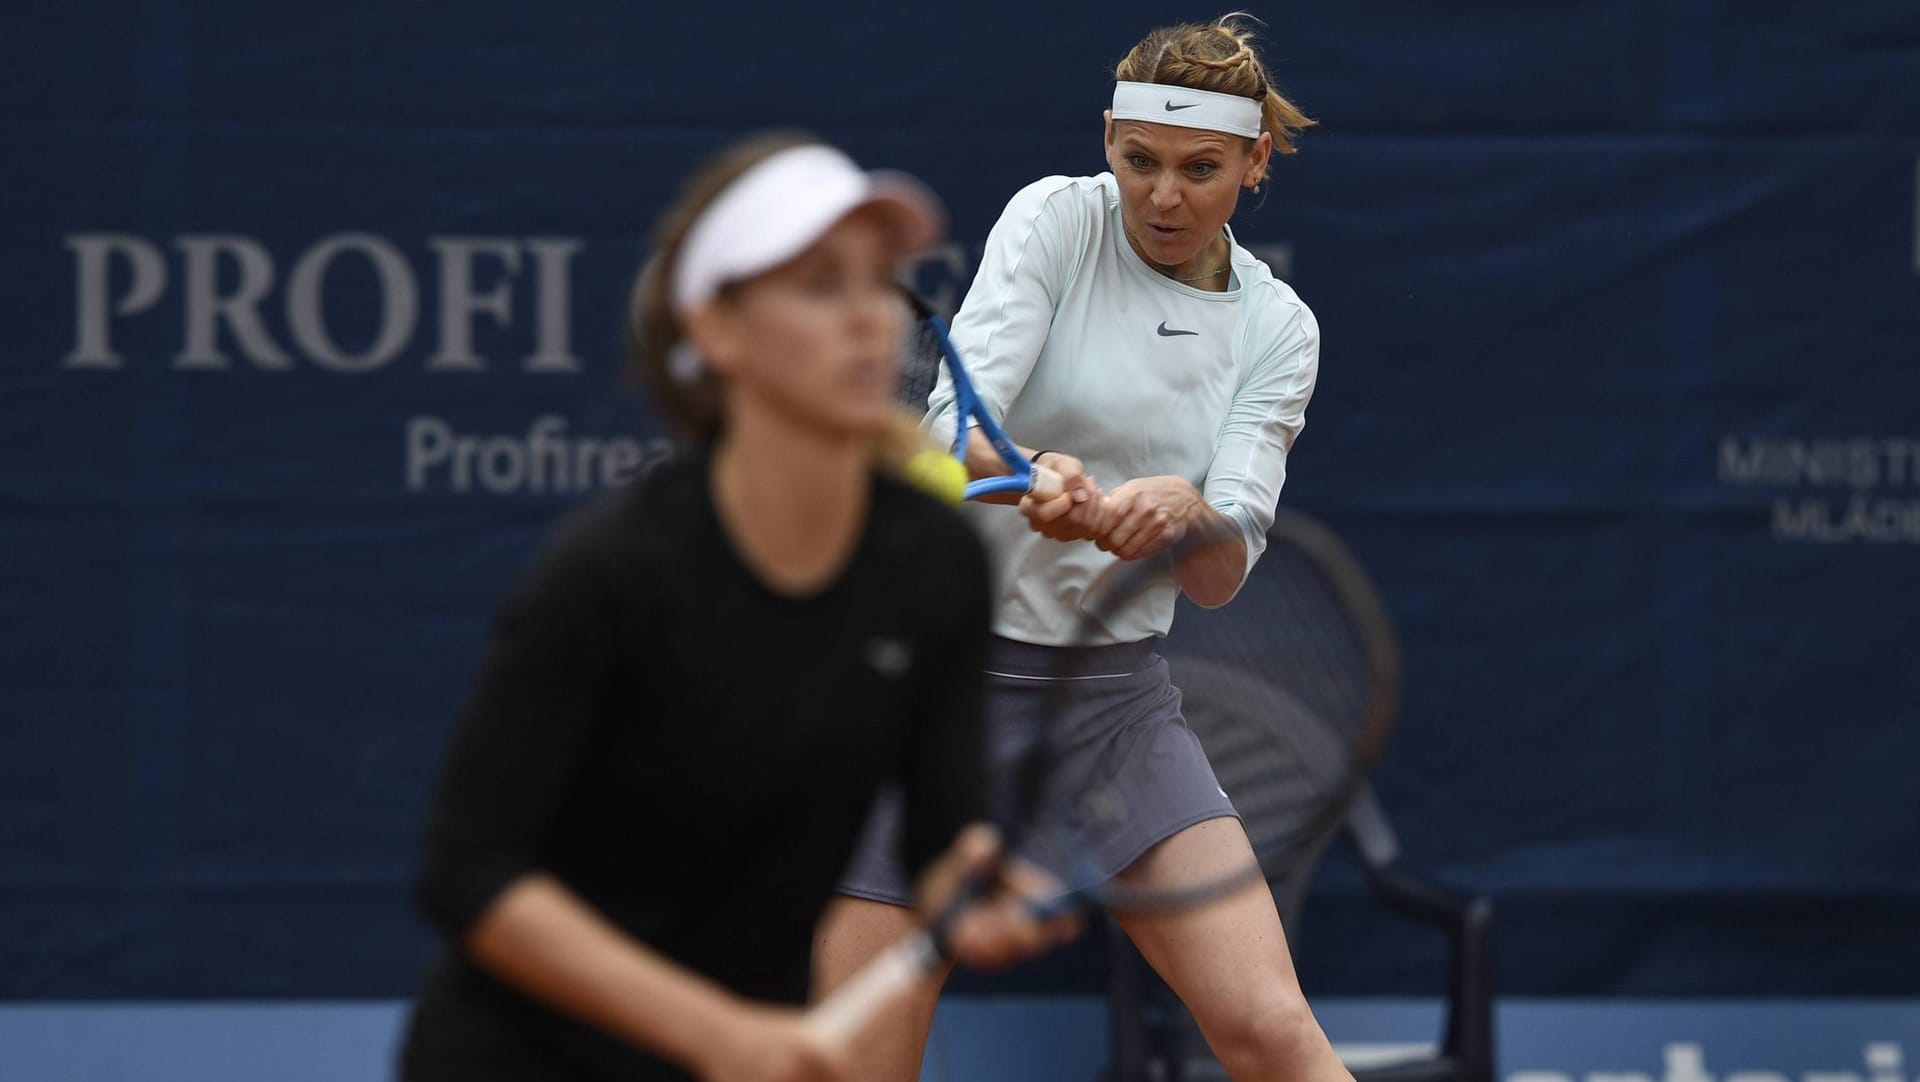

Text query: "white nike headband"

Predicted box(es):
[1111, 80, 1263, 138]
[671, 144, 942, 318]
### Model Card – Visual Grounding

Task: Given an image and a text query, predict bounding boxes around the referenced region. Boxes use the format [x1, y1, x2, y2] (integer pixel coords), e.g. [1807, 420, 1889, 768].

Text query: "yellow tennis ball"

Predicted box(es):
[905, 449, 969, 505]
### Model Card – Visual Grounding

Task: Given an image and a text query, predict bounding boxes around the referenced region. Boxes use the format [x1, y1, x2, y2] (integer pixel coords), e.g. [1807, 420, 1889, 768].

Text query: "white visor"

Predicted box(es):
[671, 144, 944, 317]
[1111, 80, 1263, 139]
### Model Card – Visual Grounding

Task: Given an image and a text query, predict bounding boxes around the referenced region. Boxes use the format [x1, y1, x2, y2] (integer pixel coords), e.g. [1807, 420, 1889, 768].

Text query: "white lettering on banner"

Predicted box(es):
[64, 234, 166, 369]
[1718, 436, 1920, 544]
[288, 234, 418, 372]
[1717, 438, 1920, 490]
[1501, 1042, 1910, 1082]
[1664, 1044, 1716, 1082]
[427, 237, 520, 371]
[524, 239, 583, 373]
[1772, 496, 1920, 543]
[62, 232, 583, 373]
[1868, 1042, 1905, 1082]
[177, 235, 294, 369]
[406, 414, 674, 495]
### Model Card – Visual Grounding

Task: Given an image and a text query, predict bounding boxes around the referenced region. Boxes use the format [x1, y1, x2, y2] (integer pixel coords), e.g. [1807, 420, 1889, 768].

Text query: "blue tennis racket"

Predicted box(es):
[899, 288, 1057, 501]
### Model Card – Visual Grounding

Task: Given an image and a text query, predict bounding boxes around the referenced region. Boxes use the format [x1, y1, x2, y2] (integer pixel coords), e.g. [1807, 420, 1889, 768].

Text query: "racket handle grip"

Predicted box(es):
[803, 929, 944, 1047]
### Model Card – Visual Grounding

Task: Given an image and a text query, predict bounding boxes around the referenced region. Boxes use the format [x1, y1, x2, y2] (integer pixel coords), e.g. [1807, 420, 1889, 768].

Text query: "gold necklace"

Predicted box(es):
[1124, 222, 1230, 284]
[1173, 264, 1230, 283]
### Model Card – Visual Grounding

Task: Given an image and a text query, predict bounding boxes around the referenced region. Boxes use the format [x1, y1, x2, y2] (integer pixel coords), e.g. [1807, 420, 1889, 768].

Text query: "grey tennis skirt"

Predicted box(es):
[838, 636, 1240, 906]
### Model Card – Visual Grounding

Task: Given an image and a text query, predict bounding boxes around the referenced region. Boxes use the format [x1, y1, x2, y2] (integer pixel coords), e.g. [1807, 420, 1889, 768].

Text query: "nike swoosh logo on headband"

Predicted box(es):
[1164, 102, 1200, 111]
[1156, 322, 1199, 337]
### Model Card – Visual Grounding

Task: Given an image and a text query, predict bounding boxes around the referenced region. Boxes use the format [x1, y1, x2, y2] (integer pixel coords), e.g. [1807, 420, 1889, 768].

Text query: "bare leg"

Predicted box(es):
[812, 894, 951, 1082]
[1112, 817, 1352, 1082]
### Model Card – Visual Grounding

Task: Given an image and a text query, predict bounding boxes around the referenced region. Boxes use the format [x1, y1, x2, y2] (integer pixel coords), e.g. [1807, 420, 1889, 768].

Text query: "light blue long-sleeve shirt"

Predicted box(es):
[925, 173, 1320, 646]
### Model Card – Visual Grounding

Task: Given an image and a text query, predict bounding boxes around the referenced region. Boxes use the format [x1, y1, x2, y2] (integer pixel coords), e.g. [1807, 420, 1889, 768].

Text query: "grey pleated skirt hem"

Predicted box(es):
[837, 636, 1240, 906]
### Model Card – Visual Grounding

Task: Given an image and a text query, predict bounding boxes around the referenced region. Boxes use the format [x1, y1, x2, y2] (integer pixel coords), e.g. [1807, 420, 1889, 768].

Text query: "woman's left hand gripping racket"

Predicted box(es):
[897, 288, 1062, 503]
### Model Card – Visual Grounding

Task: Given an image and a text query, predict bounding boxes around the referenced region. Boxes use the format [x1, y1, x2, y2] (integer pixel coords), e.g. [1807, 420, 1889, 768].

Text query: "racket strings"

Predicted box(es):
[1225, 544, 1380, 751]
[1154, 528, 1401, 889]
[1179, 665, 1336, 857]
[898, 312, 948, 414]
[1262, 546, 1374, 718]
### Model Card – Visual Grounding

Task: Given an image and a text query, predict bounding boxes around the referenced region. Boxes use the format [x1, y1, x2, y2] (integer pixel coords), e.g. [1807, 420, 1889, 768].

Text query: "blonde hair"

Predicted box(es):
[1113, 13, 1315, 155]
[626, 133, 934, 475]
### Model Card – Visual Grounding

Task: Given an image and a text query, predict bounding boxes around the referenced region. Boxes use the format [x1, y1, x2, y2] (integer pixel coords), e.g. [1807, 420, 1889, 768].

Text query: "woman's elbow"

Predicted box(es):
[1184, 580, 1242, 609]
[1178, 558, 1245, 607]
[1175, 528, 1248, 608]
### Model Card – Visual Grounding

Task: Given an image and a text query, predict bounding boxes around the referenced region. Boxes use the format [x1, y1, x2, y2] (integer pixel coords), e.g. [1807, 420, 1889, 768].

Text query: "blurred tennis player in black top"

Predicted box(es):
[401, 134, 1067, 1082]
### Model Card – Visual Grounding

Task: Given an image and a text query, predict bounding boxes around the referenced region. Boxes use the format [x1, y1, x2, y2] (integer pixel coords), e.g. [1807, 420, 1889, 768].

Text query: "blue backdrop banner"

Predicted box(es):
[2, 1, 1917, 998]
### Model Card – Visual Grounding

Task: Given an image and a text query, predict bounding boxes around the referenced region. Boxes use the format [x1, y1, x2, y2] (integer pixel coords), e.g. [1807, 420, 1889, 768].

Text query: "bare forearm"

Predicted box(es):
[463, 875, 739, 1071]
[1172, 504, 1247, 608]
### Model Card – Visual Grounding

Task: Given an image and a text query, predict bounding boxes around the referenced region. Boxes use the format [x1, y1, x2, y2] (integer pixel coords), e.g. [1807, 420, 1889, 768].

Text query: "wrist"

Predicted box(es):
[1028, 449, 1057, 466]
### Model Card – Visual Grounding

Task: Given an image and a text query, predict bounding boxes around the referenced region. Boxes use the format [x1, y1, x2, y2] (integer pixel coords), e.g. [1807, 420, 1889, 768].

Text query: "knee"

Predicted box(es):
[1206, 986, 1318, 1074]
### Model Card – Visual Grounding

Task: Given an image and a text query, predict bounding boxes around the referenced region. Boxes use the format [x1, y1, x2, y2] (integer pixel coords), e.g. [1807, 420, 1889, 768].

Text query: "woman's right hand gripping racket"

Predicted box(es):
[806, 505, 1403, 1049]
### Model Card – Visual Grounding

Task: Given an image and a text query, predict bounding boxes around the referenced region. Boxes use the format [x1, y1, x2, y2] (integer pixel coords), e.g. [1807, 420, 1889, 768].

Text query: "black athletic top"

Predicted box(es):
[401, 452, 990, 1081]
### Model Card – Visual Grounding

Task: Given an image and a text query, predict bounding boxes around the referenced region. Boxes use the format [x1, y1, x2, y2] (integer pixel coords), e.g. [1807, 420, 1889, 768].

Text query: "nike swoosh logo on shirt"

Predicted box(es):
[1164, 102, 1200, 111]
[1156, 322, 1199, 337]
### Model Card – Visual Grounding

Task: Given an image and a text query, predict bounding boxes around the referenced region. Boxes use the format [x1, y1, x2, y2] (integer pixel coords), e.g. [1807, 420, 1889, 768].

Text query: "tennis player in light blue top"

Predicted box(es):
[819, 15, 1351, 1082]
